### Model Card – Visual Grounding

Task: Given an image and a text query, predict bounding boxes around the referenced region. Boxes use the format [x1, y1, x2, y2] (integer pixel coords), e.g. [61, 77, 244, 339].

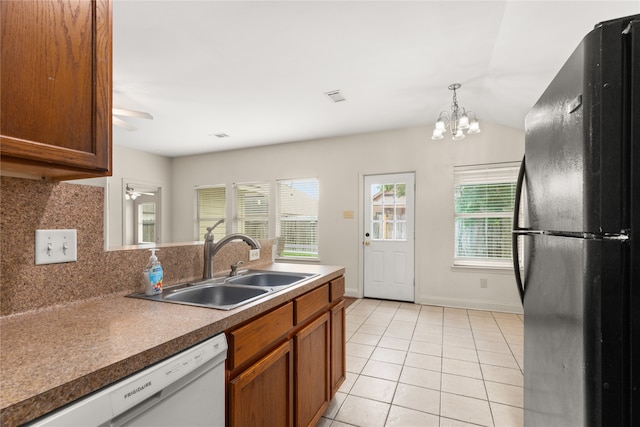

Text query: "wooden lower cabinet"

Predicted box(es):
[228, 340, 294, 426]
[330, 300, 346, 395]
[226, 276, 345, 427]
[295, 312, 331, 427]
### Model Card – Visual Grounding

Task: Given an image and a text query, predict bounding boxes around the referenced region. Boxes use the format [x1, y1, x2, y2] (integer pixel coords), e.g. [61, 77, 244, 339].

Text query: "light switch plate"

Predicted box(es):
[35, 229, 78, 265]
[249, 249, 260, 261]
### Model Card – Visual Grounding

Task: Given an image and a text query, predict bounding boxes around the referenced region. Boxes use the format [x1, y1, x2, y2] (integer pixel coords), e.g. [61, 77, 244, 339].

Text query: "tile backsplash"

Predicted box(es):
[0, 177, 272, 316]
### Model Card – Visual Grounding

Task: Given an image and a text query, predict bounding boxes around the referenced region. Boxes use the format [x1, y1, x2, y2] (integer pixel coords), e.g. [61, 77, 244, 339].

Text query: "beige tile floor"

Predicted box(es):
[317, 298, 524, 427]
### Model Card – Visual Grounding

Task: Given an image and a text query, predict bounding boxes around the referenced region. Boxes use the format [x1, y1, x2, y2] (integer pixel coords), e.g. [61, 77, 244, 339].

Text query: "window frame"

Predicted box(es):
[453, 162, 521, 269]
[194, 179, 322, 261]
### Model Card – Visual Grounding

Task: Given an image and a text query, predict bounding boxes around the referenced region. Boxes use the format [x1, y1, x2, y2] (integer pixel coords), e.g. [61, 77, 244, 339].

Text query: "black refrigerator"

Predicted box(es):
[512, 14, 639, 426]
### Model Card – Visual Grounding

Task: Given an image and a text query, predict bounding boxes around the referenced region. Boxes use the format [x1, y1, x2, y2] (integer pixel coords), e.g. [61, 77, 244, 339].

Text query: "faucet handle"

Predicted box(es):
[206, 219, 225, 233]
[205, 219, 226, 240]
[230, 261, 244, 277]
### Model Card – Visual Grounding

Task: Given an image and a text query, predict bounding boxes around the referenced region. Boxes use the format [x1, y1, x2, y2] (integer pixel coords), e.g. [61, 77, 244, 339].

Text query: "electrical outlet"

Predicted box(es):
[35, 229, 77, 265]
[249, 249, 260, 261]
[480, 278, 488, 289]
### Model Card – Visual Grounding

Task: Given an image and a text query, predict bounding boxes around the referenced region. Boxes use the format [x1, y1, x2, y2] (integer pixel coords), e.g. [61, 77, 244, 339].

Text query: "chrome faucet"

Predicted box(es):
[203, 220, 261, 279]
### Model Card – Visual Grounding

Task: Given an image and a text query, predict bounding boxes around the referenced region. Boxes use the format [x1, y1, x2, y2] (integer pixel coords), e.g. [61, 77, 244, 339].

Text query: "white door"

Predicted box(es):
[364, 173, 415, 302]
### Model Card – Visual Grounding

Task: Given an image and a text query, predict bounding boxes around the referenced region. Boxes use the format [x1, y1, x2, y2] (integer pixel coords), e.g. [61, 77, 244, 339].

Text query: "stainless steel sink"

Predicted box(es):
[127, 270, 318, 310]
[227, 271, 317, 290]
[164, 284, 269, 310]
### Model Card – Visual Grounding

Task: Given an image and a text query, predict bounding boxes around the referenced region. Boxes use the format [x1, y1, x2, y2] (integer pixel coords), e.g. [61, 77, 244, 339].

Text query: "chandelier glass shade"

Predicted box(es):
[432, 83, 480, 140]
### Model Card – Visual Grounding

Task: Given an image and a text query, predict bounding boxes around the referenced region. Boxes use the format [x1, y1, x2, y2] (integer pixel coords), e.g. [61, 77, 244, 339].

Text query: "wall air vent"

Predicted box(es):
[325, 90, 346, 103]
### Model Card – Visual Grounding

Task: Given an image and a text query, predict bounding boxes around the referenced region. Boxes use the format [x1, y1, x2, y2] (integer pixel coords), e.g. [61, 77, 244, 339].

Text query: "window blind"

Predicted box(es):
[195, 186, 226, 241]
[234, 182, 270, 239]
[277, 179, 319, 259]
[454, 163, 520, 268]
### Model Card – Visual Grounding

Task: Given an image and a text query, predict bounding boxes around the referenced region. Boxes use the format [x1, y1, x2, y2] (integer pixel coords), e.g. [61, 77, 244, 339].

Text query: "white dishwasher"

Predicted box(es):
[26, 333, 227, 427]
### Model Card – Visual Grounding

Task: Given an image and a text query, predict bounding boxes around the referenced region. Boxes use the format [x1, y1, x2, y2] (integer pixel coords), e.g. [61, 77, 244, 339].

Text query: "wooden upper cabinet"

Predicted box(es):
[0, 0, 112, 179]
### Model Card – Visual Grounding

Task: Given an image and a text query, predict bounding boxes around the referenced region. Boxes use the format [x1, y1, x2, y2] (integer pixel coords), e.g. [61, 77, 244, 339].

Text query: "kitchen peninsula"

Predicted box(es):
[0, 263, 345, 426]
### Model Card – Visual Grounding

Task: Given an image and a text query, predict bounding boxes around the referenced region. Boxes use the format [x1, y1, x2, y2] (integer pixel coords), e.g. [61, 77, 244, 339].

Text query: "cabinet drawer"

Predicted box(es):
[329, 276, 345, 302]
[228, 302, 294, 371]
[295, 284, 329, 325]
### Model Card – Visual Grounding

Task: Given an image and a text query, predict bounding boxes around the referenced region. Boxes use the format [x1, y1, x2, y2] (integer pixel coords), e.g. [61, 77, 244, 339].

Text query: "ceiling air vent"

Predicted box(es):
[325, 90, 346, 103]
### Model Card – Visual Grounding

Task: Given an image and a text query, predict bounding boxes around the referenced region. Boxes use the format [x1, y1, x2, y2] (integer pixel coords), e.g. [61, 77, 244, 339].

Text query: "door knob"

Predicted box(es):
[365, 241, 370, 246]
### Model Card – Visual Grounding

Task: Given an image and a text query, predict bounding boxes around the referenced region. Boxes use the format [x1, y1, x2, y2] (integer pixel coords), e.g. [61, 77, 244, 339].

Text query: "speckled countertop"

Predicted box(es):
[0, 263, 345, 427]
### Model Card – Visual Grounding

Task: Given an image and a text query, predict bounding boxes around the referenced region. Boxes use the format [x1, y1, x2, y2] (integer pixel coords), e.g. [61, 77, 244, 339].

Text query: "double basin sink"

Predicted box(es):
[128, 270, 318, 310]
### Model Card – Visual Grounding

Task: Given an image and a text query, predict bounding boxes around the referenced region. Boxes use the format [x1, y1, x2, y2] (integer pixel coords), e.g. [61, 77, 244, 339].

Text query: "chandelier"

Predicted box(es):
[431, 83, 480, 140]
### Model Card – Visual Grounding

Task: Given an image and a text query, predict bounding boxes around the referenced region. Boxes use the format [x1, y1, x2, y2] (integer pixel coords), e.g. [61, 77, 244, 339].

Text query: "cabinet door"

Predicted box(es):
[229, 340, 294, 427]
[0, 0, 112, 179]
[331, 300, 346, 395]
[295, 312, 330, 427]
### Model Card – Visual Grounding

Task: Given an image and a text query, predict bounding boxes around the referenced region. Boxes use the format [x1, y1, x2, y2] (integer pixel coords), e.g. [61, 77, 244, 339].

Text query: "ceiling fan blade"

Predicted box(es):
[113, 107, 153, 120]
[113, 116, 137, 131]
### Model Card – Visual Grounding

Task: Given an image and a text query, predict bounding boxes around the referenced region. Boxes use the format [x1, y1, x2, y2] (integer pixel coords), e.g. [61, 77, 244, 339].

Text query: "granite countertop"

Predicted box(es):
[0, 263, 345, 426]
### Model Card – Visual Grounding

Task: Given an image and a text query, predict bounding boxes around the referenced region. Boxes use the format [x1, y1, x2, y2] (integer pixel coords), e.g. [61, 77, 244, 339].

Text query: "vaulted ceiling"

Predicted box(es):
[112, 1, 639, 157]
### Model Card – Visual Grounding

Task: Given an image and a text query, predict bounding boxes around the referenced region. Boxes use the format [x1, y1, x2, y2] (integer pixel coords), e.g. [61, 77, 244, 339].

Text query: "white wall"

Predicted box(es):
[171, 122, 525, 313]
[110, 145, 173, 247]
[75, 145, 173, 248]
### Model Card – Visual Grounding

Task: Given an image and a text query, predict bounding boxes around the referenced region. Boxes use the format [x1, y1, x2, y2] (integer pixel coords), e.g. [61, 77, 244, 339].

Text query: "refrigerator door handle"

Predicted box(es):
[512, 229, 545, 236]
[512, 155, 526, 305]
[543, 229, 630, 241]
[602, 232, 630, 241]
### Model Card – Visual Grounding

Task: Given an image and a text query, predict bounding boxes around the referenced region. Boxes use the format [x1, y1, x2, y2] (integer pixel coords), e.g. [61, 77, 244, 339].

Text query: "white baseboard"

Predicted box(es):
[344, 289, 523, 314]
[416, 294, 523, 314]
[344, 289, 361, 299]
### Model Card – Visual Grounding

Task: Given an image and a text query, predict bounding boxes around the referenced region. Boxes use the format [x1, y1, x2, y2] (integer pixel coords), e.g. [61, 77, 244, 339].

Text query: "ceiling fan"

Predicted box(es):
[125, 184, 155, 200]
[112, 107, 153, 131]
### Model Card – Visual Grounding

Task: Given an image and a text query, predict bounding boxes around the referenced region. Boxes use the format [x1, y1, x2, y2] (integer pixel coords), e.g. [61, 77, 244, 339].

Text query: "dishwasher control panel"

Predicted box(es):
[109, 333, 227, 414]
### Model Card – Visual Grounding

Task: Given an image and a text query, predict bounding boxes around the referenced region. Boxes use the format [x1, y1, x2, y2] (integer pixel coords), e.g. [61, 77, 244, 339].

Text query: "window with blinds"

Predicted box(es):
[234, 182, 270, 239]
[454, 163, 520, 268]
[195, 186, 226, 241]
[277, 178, 319, 259]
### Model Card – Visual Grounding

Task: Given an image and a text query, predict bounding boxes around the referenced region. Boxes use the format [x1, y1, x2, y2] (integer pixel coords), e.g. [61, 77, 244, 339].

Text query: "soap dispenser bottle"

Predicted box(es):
[144, 248, 163, 296]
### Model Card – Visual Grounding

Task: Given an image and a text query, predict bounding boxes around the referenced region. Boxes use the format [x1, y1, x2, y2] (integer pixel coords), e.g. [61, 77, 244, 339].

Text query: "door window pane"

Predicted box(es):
[396, 221, 407, 240]
[370, 182, 406, 241]
[372, 221, 382, 239]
